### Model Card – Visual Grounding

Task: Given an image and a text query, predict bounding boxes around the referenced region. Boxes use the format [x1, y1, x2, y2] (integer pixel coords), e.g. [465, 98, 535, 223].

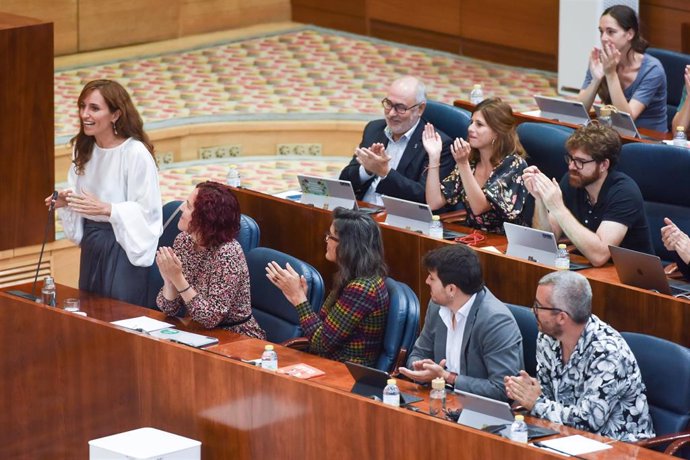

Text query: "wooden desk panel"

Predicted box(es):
[233, 188, 690, 346]
[0, 290, 670, 459]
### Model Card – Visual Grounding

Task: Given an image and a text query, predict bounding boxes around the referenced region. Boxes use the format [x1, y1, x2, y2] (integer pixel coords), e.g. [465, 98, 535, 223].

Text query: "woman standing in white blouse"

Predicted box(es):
[47, 80, 162, 306]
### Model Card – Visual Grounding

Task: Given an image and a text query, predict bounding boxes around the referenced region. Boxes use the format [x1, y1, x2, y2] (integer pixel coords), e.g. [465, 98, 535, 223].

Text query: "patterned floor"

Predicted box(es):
[55, 25, 558, 144]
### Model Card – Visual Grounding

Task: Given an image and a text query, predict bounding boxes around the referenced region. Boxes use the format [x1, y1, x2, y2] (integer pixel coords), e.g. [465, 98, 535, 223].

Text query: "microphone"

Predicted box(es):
[7, 191, 59, 302]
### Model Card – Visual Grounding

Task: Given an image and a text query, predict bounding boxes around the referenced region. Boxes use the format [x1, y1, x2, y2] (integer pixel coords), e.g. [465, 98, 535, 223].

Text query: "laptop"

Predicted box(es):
[287, 175, 381, 214]
[454, 390, 558, 440]
[344, 361, 423, 406]
[149, 328, 219, 348]
[504, 223, 559, 267]
[593, 105, 641, 138]
[381, 195, 434, 235]
[609, 245, 690, 297]
[530, 95, 591, 125]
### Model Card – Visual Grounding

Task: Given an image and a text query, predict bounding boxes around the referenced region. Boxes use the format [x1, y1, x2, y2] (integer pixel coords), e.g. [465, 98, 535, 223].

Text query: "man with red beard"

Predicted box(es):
[522, 123, 652, 267]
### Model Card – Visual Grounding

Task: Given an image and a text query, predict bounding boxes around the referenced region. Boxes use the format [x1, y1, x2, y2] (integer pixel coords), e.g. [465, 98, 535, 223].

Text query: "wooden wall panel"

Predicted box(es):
[0, 13, 54, 251]
[641, 1, 690, 52]
[293, 5, 367, 35]
[179, 0, 291, 36]
[369, 0, 461, 37]
[460, 0, 558, 56]
[0, 0, 77, 54]
[78, 0, 181, 51]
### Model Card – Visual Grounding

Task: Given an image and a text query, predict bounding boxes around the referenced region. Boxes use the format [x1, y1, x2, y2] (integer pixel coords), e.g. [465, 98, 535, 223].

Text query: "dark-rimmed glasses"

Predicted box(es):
[324, 232, 339, 243]
[381, 98, 423, 115]
[532, 300, 569, 316]
[564, 154, 597, 170]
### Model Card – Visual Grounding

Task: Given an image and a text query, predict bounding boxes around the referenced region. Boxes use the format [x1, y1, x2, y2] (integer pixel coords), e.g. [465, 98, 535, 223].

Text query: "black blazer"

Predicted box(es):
[339, 118, 454, 203]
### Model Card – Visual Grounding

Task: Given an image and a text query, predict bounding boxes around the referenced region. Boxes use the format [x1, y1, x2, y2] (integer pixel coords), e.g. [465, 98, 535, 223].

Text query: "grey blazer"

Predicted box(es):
[406, 287, 524, 401]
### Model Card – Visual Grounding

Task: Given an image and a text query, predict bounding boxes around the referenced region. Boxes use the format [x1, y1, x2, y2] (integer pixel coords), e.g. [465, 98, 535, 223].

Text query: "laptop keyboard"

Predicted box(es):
[669, 280, 690, 296]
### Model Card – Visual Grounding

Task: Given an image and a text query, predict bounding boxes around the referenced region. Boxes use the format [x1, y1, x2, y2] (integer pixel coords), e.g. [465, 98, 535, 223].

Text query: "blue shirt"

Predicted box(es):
[679, 87, 687, 110]
[583, 53, 668, 133]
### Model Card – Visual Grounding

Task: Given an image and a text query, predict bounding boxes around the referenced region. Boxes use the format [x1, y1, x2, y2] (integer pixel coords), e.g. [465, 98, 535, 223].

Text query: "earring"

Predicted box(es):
[112, 121, 118, 135]
[491, 138, 496, 146]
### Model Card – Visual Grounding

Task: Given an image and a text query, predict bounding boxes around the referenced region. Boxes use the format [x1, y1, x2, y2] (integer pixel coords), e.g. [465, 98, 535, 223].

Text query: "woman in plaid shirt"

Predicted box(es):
[267, 207, 390, 365]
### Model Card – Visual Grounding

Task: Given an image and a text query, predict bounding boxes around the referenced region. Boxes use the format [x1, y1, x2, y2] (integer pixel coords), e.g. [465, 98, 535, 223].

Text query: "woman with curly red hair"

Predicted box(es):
[155, 181, 265, 339]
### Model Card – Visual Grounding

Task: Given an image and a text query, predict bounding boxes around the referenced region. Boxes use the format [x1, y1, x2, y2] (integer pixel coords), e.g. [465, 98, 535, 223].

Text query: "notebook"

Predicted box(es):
[454, 390, 558, 440]
[285, 175, 381, 214]
[344, 361, 423, 406]
[381, 195, 434, 235]
[609, 245, 690, 297]
[531, 95, 591, 125]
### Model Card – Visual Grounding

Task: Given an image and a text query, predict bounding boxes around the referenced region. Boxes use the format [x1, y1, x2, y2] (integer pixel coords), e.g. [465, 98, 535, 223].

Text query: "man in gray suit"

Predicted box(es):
[398, 244, 523, 401]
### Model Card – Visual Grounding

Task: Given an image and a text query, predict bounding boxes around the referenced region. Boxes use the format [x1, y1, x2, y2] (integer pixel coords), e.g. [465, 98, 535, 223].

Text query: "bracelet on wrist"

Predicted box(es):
[177, 285, 192, 294]
[427, 164, 440, 169]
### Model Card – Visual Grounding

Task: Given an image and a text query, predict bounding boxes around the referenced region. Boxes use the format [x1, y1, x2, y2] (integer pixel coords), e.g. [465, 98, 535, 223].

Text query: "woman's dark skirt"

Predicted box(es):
[79, 220, 150, 307]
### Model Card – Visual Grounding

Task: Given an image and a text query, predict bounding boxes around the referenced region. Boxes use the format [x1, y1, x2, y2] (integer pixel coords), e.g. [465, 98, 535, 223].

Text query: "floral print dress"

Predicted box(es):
[440, 154, 529, 233]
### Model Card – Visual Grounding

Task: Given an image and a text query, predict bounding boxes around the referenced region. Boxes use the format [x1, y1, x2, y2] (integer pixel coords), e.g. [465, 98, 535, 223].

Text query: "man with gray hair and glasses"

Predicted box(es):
[504, 271, 655, 442]
[339, 76, 454, 205]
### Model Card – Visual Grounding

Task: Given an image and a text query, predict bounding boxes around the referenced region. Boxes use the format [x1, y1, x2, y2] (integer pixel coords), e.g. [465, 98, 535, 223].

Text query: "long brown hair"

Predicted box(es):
[469, 98, 525, 166]
[70, 80, 154, 174]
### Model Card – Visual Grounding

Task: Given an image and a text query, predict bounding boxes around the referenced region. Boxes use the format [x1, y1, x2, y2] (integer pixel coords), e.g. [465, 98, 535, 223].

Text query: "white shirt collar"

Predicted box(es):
[384, 119, 421, 144]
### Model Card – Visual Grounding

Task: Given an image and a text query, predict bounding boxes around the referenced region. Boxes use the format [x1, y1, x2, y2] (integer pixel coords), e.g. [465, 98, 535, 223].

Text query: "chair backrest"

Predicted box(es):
[374, 277, 420, 373]
[517, 122, 573, 183]
[424, 100, 472, 141]
[145, 200, 184, 309]
[647, 48, 690, 130]
[238, 214, 260, 253]
[621, 332, 690, 436]
[506, 303, 538, 376]
[245, 247, 325, 343]
[618, 143, 690, 260]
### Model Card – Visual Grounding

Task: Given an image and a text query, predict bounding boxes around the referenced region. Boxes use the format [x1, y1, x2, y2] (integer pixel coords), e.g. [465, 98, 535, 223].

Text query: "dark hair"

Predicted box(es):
[189, 181, 241, 248]
[422, 244, 484, 295]
[597, 6, 649, 104]
[565, 122, 621, 169]
[71, 80, 154, 174]
[470, 98, 526, 166]
[331, 207, 387, 294]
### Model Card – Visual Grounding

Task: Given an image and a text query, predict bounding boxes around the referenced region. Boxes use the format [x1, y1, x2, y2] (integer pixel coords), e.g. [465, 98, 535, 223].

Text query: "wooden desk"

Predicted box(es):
[453, 100, 672, 143]
[0, 286, 670, 459]
[233, 187, 690, 347]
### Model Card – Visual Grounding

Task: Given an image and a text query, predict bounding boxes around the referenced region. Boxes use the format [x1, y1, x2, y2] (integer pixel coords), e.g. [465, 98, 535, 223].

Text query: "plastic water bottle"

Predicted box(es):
[429, 215, 444, 239]
[226, 165, 241, 187]
[429, 377, 446, 416]
[40, 275, 56, 306]
[555, 244, 570, 270]
[469, 84, 484, 105]
[673, 126, 688, 148]
[509, 414, 529, 443]
[598, 107, 612, 128]
[261, 344, 278, 371]
[382, 378, 400, 407]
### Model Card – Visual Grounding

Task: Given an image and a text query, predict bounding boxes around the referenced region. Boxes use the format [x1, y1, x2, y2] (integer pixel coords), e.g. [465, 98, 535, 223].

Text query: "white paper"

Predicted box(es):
[111, 316, 174, 332]
[536, 435, 612, 455]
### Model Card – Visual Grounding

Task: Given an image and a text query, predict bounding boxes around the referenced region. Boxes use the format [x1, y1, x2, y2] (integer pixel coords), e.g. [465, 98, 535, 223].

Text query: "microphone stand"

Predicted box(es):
[7, 191, 58, 302]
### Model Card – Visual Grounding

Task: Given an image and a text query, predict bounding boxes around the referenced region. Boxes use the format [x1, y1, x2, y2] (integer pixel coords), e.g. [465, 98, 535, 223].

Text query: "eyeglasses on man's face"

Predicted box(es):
[564, 153, 597, 170]
[532, 300, 569, 317]
[324, 232, 339, 243]
[381, 98, 422, 115]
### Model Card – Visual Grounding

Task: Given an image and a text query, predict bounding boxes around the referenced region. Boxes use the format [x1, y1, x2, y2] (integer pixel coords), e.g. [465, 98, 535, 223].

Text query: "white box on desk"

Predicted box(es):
[89, 427, 200, 460]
